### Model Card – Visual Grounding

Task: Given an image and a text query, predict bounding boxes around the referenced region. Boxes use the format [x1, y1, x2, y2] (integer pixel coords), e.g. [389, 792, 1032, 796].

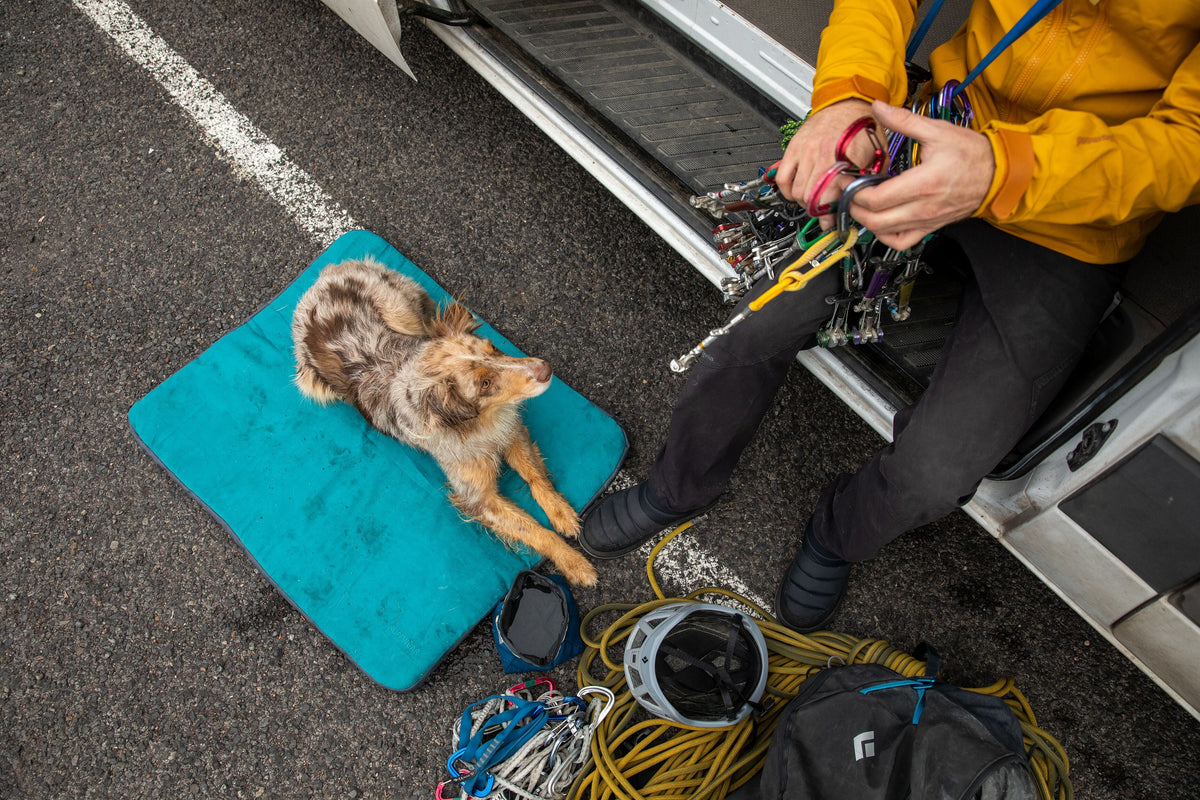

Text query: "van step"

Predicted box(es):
[461, 0, 787, 197]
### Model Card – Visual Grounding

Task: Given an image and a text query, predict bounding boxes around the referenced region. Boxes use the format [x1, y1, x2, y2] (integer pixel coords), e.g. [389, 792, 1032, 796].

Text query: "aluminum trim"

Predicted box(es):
[640, 0, 814, 119]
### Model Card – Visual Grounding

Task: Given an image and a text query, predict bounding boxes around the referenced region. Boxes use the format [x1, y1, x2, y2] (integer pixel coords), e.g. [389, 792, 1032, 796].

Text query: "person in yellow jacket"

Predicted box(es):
[579, 0, 1200, 631]
[777, 0, 1200, 263]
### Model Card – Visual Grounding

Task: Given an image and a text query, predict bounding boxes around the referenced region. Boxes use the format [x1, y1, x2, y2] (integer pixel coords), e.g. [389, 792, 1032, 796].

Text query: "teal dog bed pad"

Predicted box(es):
[128, 231, 626, 690]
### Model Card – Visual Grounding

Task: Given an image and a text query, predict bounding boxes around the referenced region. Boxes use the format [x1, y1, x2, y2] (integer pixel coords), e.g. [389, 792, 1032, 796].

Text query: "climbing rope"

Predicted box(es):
[567, 523, 1072, 800]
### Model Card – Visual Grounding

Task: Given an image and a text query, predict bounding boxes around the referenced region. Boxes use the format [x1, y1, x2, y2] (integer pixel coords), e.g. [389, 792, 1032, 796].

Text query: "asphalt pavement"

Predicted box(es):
[3, 0, 1199, 798]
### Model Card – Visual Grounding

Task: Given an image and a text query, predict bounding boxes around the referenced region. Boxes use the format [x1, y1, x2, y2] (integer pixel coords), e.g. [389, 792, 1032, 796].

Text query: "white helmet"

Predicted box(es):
[623, 602, 769, 728]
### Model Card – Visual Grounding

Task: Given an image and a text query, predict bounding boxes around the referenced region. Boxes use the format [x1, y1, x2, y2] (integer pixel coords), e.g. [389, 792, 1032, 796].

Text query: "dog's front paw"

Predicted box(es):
[546, 498, 582, 538]
[557, 551, 598, 587]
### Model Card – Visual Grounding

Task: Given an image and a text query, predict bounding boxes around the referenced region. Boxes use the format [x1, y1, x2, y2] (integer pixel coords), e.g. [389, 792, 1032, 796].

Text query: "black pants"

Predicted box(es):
[647, 220, 1127, 562]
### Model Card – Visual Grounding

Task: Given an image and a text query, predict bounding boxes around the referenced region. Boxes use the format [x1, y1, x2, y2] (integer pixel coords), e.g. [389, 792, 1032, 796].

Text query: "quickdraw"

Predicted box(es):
[437, 680, 616, 800]
[676, 83, 975, 373]
[668, 226, 863, 373]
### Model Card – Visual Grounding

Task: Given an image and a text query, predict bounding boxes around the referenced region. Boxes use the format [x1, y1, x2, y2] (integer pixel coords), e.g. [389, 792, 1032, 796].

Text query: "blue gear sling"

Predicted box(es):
[907, 0, 1065, 99]
[451, 695, 550, 797]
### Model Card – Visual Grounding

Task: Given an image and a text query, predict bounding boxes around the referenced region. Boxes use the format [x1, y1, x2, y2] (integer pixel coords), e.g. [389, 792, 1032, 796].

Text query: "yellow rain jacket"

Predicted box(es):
[810, 0, 1200, 263]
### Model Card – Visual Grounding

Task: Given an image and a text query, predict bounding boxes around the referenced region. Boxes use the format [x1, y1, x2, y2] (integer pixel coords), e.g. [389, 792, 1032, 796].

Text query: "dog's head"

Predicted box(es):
[417, 303, 553, 430]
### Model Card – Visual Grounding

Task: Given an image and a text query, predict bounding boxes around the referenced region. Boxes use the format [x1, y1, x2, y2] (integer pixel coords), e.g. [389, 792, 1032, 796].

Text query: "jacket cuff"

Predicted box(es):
[810, 76, 892, 116]
[978, 127, 1034, 219]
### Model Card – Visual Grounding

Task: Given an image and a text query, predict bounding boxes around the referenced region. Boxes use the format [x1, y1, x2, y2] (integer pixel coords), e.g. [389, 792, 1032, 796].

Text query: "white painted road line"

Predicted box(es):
[611, 470, 772, 611]
[72, 0, 765, 612]
[72, 0, 357, 245]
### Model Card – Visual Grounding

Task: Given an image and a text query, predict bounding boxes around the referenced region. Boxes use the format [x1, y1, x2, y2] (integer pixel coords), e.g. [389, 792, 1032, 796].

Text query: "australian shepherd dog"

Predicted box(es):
[291, 257, 597, 586]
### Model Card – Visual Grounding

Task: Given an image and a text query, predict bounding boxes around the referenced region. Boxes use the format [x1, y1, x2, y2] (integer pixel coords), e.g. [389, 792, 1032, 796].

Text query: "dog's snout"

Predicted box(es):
[530, 359, 551, 383]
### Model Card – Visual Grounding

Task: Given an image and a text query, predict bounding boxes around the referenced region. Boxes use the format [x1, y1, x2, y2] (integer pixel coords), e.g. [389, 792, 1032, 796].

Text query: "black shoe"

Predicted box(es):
[776, 525, 851, 633]
[579, 483, 715, 559]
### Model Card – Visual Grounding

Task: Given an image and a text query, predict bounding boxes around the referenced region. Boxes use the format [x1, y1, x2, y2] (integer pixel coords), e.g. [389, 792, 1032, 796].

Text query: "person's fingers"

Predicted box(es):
[775, 99, 875, 203]
[871, 100, 944, 145]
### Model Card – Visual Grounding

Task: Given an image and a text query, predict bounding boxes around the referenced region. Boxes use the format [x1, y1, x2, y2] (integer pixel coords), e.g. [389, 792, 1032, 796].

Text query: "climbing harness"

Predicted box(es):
[567, 523, 1074, 800]
[439, 679, 617, 800]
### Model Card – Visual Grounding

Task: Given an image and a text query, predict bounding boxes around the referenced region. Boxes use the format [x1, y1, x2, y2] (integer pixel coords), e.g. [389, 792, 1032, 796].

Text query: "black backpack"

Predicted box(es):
[759, 649, 1037, 800]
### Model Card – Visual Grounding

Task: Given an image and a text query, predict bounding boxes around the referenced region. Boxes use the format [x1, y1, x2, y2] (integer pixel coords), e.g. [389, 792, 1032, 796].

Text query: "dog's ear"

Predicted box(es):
[430, 302, 480, 338]
[422, 379, 479, 429]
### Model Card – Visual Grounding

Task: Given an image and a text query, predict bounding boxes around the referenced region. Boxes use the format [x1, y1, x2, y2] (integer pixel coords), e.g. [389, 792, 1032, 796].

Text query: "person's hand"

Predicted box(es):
[846, 100, 996, 250]
[772, 99, 878, 228]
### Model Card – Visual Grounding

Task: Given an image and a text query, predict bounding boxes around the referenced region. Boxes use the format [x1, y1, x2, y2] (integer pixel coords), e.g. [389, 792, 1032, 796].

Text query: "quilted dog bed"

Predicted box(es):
[128, 230, 626, 690]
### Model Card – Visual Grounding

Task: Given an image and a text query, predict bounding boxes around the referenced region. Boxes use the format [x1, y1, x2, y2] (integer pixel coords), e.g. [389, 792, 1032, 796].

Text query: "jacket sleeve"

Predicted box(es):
[978, 42, 1200, 227]
[809, 0, 918, 114]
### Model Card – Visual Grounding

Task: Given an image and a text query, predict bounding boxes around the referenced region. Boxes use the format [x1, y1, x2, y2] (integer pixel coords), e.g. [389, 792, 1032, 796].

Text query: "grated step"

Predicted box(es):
[463, 0, 786, 194]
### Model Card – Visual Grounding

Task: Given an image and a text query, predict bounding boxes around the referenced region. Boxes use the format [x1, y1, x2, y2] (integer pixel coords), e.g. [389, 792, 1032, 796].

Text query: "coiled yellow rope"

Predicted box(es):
[568, 523, 1071, 800]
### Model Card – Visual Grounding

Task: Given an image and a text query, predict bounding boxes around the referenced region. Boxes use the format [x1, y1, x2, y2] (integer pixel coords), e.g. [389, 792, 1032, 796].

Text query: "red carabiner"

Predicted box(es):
[509, 677, 555, 695]
[807, 160, 854, 217]
[836, 117, 886, 175]
[506, 677, 556, 705]
[808, 117, 887, 216]
[436, 771, 469, 800]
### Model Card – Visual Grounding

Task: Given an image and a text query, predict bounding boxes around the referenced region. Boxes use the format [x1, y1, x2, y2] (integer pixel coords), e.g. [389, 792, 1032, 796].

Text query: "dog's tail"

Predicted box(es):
[324, 257, 434, 337]
[294, 312, 355, 405]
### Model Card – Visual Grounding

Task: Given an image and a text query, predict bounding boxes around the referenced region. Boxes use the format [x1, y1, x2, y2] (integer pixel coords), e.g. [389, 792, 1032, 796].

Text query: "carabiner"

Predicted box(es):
[443, 768, 494, 800]
[577, 685, 617, 727]
[807, 160, 854, 216]
[437, 761, 474, 800]
[436, 779, 466, 800]
[509, 677, 555, 694]
[835, 117, 886, 175]
[506, 677, 555, 705]
[837, 174, 890, 239]
[796, 216, 824, 248]
[810, 117, 889, 216]
[446, 748, 473, 778]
